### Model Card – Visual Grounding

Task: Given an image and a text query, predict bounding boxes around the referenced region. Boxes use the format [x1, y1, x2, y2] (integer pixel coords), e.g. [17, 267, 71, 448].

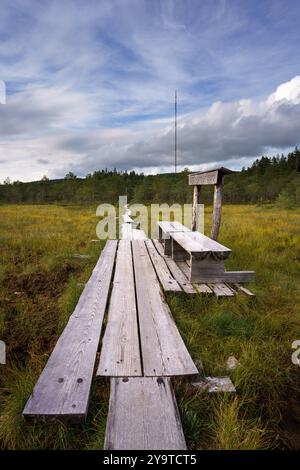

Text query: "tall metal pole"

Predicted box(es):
[175, 89, 177, 173]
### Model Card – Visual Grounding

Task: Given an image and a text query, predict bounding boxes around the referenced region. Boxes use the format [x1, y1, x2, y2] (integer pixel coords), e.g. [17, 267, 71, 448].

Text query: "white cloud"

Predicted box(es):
[1, 1, 300, 181]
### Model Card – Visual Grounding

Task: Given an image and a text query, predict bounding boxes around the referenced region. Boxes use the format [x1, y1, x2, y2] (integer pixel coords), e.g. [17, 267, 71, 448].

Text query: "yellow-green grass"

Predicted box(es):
[0, 204, 300, 449]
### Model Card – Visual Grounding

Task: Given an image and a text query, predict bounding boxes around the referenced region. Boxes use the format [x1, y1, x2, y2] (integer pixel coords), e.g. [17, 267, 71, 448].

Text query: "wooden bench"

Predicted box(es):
[158, 221, 255, 283]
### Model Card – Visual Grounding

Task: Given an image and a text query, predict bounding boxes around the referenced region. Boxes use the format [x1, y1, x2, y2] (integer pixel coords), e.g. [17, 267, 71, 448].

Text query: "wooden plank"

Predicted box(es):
[219, 271, 256, 283]
[97, 240, 142, 377]
[152, 239, 164, 256]
[184, 231, 231, 258]
[157, 221, 191, 233]
[211, 182, 223, 241]
[172, 232, 209, 256]
[152, 240, 196, 294]
[190, 256, 225, 280]
[132, 229, 147, 240]
[192, 185, 201, 231]
[234, 283, 255, 297]
[209, 283, 235, 297]
[23, 240, 118, 422]
[177, 261, 212, 294]
[105, 377, 187, 450]
[145, 240, 181, 292]
[132, 240, 198, 377]
[195, 283, 213, 294]
[188, 168, 234, 186]
[189, 170, 219, 186]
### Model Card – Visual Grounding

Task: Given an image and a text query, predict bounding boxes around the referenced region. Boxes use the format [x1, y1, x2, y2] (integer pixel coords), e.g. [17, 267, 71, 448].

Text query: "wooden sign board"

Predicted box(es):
[188, 167, 234, 186]
[188, 167, 235, 239]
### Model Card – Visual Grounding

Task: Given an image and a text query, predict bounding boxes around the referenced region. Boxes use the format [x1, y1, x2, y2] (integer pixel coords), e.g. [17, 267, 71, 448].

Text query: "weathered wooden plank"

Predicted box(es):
[192, 185, 201, 231]
[152, 240, 196, 294]
[23, 240, 118, 422]
[190, 256, 225, 282]
[217, 271, 256, 283]
[132, 240, 198, 377]
[145, 240, 181, 292]
[189, 170, 219, 186]
[209, 283, 235, 297]
[152, 239, 165, 256]
[184, 231, 231, 258]
[157, 221, 191, 233]
[132, 229, 147, 240]
[195, 283, 213, 294]
[234, 283, 255, 297]
[105, 377, 187, 450]
[172, 232, 209, 256]
[97, 240, 142, 377]
[177, 261, 212, 294]
[211, 182, 223, 241]
[188, 167, 234, 186]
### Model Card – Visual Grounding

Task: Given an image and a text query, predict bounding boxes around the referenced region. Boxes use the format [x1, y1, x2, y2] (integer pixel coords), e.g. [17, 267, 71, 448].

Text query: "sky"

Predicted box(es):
[0, 0, 300, 182]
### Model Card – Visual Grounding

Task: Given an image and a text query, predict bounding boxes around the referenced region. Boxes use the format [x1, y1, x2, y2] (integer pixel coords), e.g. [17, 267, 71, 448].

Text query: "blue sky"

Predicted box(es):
[0, 0, 300, 181]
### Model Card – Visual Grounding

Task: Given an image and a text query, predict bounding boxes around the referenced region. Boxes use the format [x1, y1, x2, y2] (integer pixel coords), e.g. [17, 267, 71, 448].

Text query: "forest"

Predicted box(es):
[1, 148, 299, 208]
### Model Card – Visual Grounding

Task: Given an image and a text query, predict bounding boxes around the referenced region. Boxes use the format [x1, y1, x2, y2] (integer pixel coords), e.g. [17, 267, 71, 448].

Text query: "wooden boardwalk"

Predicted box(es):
[105, 377, 186, 450]
[23, 240, 117, 422]
[23, 210, 246, 447]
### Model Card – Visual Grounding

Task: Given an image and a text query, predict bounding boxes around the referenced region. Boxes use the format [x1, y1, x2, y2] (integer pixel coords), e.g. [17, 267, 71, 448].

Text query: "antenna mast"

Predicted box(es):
[174, 89, 177, 173]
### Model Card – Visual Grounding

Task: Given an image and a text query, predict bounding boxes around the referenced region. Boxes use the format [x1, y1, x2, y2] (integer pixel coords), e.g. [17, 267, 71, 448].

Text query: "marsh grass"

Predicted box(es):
[0, 203, 300, 449]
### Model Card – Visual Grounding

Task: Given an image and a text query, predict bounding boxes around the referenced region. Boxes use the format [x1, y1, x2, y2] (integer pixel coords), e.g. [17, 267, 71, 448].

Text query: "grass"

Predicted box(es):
[0, 203, 300, 449]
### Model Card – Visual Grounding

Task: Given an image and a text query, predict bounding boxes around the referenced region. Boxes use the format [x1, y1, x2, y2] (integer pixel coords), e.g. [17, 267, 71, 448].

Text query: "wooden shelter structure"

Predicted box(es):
[189, 167, 234, 239]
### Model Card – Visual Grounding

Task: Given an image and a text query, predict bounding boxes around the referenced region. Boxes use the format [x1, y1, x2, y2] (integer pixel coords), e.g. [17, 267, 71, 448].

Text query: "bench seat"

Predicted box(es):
[157, 221, 254, 284]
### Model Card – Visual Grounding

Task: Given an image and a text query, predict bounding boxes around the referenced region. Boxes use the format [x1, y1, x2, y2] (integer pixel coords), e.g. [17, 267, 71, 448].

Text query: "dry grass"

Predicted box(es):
[0, 203, 300, 449]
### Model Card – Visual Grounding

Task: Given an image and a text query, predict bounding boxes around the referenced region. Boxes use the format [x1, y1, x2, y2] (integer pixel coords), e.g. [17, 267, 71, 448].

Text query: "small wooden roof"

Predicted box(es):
[188, 167, 235, 185]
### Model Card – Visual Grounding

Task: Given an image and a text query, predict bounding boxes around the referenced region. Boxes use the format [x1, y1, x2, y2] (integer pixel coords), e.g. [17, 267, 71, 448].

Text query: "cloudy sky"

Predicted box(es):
[0, 0, 300, 182]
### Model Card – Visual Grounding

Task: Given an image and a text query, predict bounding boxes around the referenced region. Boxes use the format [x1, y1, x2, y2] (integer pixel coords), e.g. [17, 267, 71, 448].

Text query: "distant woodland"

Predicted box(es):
[1, 148, 299, 208]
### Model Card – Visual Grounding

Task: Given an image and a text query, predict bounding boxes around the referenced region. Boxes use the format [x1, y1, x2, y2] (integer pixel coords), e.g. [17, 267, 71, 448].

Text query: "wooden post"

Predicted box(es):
[191, 185, 200, 231]
[211, 182, 223, 240]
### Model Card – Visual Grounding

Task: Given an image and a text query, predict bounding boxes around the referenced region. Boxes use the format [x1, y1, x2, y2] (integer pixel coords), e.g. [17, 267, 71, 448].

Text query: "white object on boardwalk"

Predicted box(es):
[132, 228, 147, 240]
[23, 240, 117, 422]
[132, 240, 198, 377]
[105, 377, 187, 450]
[97, 240, 142, 377]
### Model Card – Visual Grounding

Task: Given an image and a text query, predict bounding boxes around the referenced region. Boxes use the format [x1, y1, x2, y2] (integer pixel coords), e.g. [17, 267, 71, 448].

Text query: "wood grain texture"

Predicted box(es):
[105, 377, 187, 450]
[145, 239, 181, 292]
[97, 240, 142, 377]
[192, 185, 201, 231]
[177, 261, 212, 294]
[157, 221, 191, 233]
[209, 283, 235, 297]
[211, 182, 223, 241]
[184, 231, 231, 258]
[132, 240, 198, 377]
[152, 241, 196, 294]
[23, 240, 118, 422]
[132, 229, 147, 240]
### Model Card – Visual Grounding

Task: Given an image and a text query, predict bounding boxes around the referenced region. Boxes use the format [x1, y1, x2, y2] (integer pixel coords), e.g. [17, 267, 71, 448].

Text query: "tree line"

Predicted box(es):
[0, 148, 299, 208]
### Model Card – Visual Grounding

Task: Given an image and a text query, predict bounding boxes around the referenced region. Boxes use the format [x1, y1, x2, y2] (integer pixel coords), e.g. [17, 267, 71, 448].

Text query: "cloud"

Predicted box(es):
[1, 1, 300, 181]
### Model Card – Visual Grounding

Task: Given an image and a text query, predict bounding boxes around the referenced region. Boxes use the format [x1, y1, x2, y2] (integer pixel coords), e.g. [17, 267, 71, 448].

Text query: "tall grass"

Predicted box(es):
[0, 203, 300, 449]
